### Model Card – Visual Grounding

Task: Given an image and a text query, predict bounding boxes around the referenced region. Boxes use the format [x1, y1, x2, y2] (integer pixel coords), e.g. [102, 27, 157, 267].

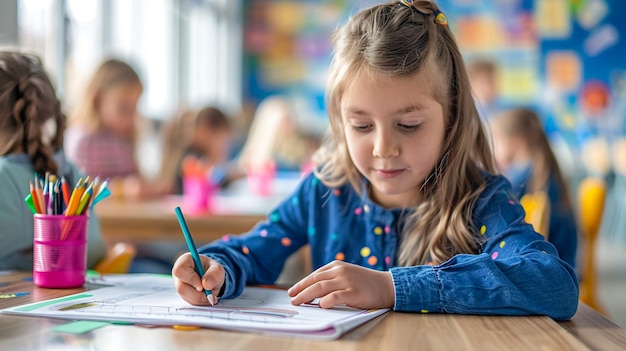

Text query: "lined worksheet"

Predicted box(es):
[1, 275, 389, 340]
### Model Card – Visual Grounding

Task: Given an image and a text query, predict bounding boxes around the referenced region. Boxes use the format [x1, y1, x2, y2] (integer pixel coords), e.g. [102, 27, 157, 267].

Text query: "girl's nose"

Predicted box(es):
[372, 130, 400, 159]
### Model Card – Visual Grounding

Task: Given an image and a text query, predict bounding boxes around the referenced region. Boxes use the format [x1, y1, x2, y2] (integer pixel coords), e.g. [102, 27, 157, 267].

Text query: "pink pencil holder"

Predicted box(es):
[33, 214, 88, 288]
[183, 176, 214, 214]
[248, 162, 276, 197]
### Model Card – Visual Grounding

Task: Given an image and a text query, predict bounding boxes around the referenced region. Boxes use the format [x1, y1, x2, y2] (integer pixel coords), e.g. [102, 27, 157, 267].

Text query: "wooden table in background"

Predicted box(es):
[95, 198, 266, 245]
[1, 272, 626, 351]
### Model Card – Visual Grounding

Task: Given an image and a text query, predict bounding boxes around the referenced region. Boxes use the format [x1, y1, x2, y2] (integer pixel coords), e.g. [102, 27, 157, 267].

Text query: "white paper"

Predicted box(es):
[2, 275, 389, 340]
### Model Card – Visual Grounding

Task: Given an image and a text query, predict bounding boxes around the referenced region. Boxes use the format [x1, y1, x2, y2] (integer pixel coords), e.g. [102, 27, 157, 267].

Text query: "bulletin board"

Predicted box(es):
[241, 0, 379, 126]
[438, 0, 626, 149]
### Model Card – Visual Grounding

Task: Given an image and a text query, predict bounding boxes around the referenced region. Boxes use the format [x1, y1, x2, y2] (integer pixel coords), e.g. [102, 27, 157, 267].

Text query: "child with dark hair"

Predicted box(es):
[0, 51, 105, 269]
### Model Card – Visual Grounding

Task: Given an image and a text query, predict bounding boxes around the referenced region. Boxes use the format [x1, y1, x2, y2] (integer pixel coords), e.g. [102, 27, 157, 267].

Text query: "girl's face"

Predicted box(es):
[192, 126, 231, 163]
[489, 121, 526, 172]
[97, 83, 142, 137]
[341, 70, 446, 208]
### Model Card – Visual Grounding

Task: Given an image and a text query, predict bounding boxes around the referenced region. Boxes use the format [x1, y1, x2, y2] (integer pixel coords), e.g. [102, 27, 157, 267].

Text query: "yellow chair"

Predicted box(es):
[93, 242, 137, 274]
[520, 191, 551, 239]
[578, 177, 607, 314]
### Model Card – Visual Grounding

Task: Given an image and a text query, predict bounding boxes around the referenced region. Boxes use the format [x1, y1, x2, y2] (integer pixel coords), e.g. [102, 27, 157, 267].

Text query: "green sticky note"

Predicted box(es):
[51, 321, 110, 334]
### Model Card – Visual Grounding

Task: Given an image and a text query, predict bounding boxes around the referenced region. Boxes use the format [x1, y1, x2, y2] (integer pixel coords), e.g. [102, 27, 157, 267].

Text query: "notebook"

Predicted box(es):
[1, 274, 389, 340]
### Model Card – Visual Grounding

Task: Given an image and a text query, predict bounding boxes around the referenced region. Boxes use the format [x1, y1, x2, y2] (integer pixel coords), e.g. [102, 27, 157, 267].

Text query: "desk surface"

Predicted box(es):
[1, 273, 626, 351]
[95, 176, 301, 245]
[95, 198, 266, 245]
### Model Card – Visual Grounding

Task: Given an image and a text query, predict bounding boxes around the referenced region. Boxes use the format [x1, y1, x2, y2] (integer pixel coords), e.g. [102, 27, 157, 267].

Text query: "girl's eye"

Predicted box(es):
[351, 124, 372, 132]
[398, 123, 421, 132]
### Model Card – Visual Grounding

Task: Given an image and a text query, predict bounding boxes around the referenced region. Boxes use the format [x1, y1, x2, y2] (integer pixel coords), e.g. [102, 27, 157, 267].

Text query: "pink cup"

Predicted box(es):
[33, 214, 88, 288]
[183, 177, 214, 214]
[248, 162, 276, 197]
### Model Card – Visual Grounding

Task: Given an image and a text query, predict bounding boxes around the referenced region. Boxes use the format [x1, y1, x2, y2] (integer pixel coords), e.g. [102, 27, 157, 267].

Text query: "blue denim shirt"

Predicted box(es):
[199, 172, 579, 320]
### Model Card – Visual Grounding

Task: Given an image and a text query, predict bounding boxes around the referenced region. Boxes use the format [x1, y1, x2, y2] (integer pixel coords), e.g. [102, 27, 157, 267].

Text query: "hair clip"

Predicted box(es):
[434, 9, 448, 26]
[399, 0, 413, 7]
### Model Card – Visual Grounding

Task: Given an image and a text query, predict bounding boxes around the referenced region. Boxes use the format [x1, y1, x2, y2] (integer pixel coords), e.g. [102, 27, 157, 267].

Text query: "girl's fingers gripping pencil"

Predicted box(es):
[174, 207, 215, 306]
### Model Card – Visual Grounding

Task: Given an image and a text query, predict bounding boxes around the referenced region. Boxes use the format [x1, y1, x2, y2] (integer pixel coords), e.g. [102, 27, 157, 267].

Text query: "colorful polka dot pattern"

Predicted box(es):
[354, 207, 362, 215]
[360, 247, 371, 257]
[333, 189, 341, 196]
[421, 309, 429, 314]
[260, 230, 268, 237]
[374, 227, 383, 235]
[368, 256, 378, 266]
[281, 237, 292, 247]
[480, 225, 487, 235]
[222, 235, 229, 242]
[499, 241, 505, 248]
[491, 251, 499, 260]
[270, 213, 280, 222]
[242, 246, 250, 255]
[335, 252, 345, 261]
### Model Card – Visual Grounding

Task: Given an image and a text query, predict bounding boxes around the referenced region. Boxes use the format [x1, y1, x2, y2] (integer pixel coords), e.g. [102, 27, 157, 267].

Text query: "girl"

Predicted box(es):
[173, 1, 579, 320]
[238, 96, 320, 172]
[490, 108, 578, 269]
[0, 51, 106, 269]
[160, 106, 237, 194]
[65, 59, 166, 198]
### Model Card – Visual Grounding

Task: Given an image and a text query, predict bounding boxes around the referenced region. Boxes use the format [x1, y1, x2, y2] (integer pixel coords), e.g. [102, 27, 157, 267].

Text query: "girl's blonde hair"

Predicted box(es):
[239, 97, 314, 169]
[69, 59, 142, 143]
[491, 108, 572, 210]
[313, 1, 496, 266]
[0, 51, 66, 175]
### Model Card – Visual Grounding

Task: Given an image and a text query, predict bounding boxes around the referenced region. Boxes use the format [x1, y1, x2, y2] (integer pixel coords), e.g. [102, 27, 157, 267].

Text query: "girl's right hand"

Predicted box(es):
[172, 253, 225, 306]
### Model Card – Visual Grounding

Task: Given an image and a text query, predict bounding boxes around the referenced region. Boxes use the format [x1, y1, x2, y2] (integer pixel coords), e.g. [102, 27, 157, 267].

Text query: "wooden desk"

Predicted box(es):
[95, 198, 266, 245]
[1, 273, 626, 351]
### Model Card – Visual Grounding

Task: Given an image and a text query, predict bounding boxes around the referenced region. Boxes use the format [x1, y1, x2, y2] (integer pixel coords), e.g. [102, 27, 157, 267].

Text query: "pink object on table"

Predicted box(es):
[33, 214, 88, 288]
[183, 177, 215, 214]
[248, 161, 276, 197]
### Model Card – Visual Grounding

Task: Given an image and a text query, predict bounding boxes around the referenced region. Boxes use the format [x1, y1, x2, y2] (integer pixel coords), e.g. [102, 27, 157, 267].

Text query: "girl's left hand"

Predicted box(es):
[287, 260, 395, 310]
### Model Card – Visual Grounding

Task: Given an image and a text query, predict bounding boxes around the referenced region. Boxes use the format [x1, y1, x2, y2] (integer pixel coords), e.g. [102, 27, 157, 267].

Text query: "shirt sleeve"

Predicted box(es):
[0, 168, 33, 270]
[198, 173, 315, 299]
[389, 175, 579, 320]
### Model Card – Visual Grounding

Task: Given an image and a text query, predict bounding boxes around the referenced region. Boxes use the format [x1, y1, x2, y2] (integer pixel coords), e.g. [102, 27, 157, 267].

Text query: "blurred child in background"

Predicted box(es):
[238, 96, 320, 173]
[490, 108, 578, 268]
[65, 59, 167, 198]
[160, 106, 237, 194]
[468, 59, 499, 121]
[0, 51, 106, 269]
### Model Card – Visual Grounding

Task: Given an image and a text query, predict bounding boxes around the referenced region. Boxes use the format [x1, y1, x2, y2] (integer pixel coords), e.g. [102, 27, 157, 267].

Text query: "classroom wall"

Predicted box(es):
[0, 0, 18, 46]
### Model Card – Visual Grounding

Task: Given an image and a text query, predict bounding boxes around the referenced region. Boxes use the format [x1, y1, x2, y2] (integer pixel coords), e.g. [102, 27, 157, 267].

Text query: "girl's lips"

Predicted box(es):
[375, 169, 405, 178]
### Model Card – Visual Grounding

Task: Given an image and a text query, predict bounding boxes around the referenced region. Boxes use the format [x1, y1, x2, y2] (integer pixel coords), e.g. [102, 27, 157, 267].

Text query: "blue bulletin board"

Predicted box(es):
[437, 0, 626, 148]
[243, 0, 626, 146]
[241, 0, 379, 128]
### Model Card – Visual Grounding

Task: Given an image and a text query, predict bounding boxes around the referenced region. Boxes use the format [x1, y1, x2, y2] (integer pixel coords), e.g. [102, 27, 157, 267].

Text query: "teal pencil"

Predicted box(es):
[174, 207, 214, 306]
